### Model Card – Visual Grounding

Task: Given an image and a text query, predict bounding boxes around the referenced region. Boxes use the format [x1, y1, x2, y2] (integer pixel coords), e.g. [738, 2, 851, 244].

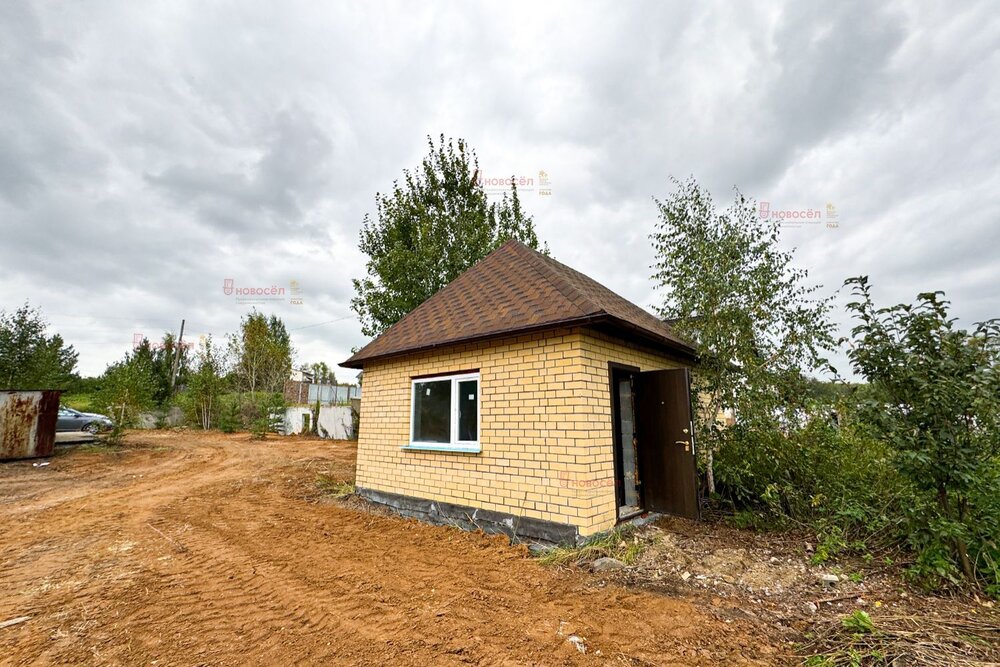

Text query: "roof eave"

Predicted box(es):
[598, 316, 699, 364]
[340, 314, 697, 369]
[339, 314, 608, 369]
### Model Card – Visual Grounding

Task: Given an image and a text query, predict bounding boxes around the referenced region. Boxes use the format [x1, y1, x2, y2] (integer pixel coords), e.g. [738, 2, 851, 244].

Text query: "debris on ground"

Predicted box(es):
[591, 556, 625, 572]
[603, 516, 999, 663]
[566, 635, 587, 654]
[819, 573, 840, 586]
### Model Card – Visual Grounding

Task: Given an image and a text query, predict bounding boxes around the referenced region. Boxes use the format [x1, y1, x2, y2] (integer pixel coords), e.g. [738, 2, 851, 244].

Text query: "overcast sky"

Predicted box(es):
[2, 1, 998, 380]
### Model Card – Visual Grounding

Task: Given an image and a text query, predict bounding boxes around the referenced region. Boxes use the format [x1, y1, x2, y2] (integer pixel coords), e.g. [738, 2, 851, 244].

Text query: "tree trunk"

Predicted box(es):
[706, 446, 715, 495]
[938, 487, 976, 583]
[956, 498, 976, 583]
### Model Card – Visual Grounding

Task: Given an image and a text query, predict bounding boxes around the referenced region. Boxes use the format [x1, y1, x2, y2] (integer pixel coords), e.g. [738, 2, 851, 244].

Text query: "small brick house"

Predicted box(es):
[342, 240, 699, 544]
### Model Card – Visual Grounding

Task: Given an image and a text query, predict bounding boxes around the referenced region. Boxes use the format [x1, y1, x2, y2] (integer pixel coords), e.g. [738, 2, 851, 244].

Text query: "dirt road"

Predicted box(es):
[0, 431, 781, 665]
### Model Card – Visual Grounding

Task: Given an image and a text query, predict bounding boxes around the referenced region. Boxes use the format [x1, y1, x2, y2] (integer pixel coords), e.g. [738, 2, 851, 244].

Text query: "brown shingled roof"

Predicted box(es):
[341, 240, 694, 368]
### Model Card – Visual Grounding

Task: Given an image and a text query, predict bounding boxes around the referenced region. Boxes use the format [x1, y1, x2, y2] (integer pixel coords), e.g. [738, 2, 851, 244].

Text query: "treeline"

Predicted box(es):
[0, 307, 307, 437]
[103, 311, 296, 435]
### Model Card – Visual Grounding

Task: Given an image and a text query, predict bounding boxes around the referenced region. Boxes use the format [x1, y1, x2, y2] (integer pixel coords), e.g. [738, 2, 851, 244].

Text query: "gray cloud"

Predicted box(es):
[0, 0, 997, 379]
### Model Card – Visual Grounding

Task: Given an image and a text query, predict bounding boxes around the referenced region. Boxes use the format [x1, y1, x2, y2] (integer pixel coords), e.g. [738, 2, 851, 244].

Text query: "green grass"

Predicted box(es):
[61, 393, 96, 412]
[536, 525, 651, 567]
[316, 474, 354, 498]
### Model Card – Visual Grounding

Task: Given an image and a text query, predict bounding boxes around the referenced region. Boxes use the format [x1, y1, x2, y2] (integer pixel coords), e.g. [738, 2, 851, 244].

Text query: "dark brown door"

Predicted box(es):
[634, 369, 699, 520]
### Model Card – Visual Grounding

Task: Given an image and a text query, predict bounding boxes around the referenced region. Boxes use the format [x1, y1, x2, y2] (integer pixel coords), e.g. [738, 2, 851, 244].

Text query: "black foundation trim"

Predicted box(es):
[357, 487, 580, 545]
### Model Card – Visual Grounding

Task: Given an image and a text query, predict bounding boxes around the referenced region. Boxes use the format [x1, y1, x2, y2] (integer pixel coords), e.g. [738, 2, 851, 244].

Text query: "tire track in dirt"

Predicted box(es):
[0, 432, 785, 666]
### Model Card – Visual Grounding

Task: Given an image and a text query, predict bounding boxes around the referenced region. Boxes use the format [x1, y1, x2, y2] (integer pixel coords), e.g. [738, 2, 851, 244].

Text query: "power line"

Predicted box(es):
[289, 315, 357, 331]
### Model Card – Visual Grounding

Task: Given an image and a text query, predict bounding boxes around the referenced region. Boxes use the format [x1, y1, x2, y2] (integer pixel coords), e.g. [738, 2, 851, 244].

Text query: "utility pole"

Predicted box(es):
[169, 319, 185, 392]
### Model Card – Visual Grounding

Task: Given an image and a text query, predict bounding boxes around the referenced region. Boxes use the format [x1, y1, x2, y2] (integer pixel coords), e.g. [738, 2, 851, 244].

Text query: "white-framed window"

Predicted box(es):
[408, 371, 480, 452]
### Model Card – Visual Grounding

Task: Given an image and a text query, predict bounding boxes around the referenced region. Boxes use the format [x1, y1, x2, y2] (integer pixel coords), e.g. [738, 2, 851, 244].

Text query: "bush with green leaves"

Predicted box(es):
[714, 399, 907, 560]
[94, 349, 157, 427]
[845, 277, 1000, 591]
[714, 280, 1000, 596]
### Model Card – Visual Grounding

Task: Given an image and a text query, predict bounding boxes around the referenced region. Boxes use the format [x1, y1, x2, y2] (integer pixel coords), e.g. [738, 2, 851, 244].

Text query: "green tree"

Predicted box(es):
[95, 347, 157, 427]
[308, 361, 336, 384]
[227, 311, 293, 394]
[845, 277, 1000, 586]
[187, 335, 228, 430]
[352, 134, 545, 338]
[147, 331, 189, 404]
[0, 303, 78, 389]
[651, 178, 836, 493]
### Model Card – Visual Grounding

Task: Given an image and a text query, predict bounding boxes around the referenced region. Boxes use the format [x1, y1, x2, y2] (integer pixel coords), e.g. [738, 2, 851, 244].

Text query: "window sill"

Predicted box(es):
[401, 443, 481, 454]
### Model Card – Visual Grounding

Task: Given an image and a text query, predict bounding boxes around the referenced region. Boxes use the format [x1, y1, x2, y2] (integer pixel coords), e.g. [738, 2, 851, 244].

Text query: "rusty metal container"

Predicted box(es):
[0, 390, 61, 461]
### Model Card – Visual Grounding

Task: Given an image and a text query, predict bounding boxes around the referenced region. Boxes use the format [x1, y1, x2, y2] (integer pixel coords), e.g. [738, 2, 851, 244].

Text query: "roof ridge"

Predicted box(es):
[508, 242, 602, 317]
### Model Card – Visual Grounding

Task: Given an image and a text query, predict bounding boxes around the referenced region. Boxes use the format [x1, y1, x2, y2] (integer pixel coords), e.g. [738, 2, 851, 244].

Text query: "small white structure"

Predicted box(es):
[284, 405, 354, 439]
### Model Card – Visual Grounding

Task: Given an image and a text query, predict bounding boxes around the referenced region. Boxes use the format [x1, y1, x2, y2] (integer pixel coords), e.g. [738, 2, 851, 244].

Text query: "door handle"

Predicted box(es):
[675, 440, 691, 452]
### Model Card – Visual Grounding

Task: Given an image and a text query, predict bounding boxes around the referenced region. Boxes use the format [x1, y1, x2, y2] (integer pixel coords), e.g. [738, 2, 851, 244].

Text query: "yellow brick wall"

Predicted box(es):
[356, 326, 685, 536]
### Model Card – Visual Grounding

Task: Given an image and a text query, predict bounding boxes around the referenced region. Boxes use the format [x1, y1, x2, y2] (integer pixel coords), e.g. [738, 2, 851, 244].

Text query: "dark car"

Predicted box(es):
[57, 407, 114, 434]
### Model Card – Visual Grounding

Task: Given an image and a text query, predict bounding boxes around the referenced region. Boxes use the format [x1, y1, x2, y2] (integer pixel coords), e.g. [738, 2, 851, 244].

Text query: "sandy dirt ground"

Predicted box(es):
[0, 431, 784, 666]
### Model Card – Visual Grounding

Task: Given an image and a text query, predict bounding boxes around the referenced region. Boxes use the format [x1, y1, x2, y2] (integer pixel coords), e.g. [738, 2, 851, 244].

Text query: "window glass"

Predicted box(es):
[413, 379, 451, 443]
[457, 379, 478, 441]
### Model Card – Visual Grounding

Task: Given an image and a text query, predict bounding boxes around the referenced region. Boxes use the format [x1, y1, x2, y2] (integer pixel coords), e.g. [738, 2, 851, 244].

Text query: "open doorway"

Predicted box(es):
[609, 364, 700, 522]
[610, 364, 642, 520]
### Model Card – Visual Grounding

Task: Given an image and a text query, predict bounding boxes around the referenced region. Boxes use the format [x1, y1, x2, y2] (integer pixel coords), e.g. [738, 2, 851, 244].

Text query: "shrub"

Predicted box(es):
[845, 278, 1000, 591]
[217, 395, 239, 433]
[316, 475, 354, 497]
[714, 400, 905, 554]
[249, 416, 269, 440]
[101, 423, 127, 448]
[841, 610, 876, 635]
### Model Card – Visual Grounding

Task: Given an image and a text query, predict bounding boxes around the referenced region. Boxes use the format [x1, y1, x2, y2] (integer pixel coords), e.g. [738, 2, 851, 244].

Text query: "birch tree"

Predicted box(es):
[651, 177, 836, 493]
[188, 335, 227, 430]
